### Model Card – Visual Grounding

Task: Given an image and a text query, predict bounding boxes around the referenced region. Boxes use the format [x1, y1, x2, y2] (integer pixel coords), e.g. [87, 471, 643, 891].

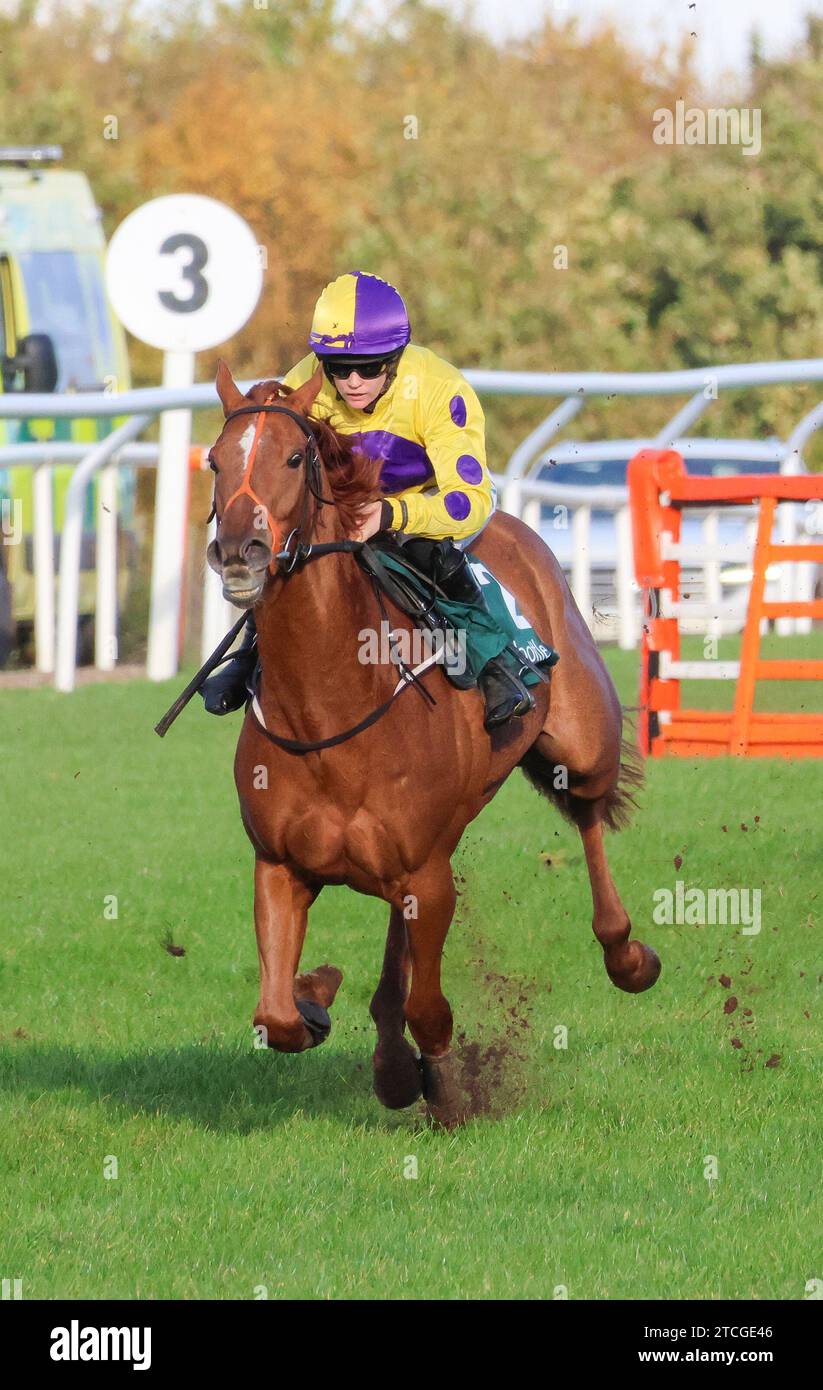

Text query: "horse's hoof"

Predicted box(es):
[294, 963, 343, 1008]
[253, 1012, 315, 1052]
[421, 1052, 466, 1129]
[295, 997, 332, 1046]
[606, 940, 661, 994]
[373, 1038, 424, 1110]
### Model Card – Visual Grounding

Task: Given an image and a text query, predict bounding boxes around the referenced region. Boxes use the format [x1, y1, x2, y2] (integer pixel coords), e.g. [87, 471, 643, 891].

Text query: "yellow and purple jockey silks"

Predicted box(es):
[284, 340, 494, 542]
[309, 271, 411, 357]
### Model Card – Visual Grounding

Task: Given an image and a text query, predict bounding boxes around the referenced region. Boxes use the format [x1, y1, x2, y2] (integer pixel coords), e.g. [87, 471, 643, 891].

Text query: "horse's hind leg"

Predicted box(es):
[522, 744, 660, 994]
[369, 908, 424, 1110]
[574, 797, 661, 993]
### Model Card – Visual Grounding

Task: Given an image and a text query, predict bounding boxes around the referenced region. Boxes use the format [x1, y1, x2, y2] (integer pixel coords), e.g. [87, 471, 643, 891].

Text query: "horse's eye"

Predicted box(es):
[287, 450, 303, 469]
[208, 455, 217, 473]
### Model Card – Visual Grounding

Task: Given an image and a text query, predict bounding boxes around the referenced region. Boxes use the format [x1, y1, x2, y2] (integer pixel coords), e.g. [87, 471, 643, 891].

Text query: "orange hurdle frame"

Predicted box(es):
[628, 449, 823, 757]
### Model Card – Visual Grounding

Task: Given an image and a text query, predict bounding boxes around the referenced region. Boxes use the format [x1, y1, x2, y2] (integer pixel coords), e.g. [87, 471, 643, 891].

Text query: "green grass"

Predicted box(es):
[0, 642, 821, 1300]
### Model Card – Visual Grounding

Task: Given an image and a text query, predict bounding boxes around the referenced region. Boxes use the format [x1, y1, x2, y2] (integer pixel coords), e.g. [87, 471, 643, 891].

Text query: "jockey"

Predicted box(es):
[202, 270, 534, 728]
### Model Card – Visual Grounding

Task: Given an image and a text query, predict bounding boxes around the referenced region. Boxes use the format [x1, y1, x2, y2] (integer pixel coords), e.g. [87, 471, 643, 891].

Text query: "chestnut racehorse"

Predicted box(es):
[206, 361, 660, 1126]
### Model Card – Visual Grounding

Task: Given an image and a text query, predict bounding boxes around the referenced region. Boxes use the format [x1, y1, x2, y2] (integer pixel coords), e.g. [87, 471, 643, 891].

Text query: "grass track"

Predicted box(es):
[1, 639, 821, 1299]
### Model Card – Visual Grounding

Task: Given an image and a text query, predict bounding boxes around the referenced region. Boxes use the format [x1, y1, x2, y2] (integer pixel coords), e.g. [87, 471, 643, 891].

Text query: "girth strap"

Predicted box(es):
[246, 551, 439, 755]
[249, 678, 419, 755]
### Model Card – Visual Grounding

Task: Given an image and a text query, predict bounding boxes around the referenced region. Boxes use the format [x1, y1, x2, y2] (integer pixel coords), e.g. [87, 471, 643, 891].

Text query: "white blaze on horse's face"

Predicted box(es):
[238, 422, 256, 473]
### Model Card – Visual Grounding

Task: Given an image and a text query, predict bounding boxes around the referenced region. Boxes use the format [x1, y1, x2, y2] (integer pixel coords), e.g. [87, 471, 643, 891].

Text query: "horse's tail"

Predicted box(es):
[519, 708, 644, 832]
[604, 728, 644, 830]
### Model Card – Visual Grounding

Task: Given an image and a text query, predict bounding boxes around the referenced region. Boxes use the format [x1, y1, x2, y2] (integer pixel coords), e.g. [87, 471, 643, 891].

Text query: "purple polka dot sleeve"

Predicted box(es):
[395, 374, 493, 540]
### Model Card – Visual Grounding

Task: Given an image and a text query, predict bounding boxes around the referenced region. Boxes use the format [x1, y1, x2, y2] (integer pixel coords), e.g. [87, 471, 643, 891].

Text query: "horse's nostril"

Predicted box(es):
[240, 537, 273, 570]
[206, 538, 223, 572]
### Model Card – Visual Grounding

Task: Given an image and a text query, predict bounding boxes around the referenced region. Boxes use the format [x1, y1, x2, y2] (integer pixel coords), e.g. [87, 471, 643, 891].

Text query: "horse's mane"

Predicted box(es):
[246, 379, 383, 535]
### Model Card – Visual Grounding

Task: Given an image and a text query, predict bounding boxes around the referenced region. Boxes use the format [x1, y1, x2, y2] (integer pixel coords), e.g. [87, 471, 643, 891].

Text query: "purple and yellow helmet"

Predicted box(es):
[308, 271, 410, 359]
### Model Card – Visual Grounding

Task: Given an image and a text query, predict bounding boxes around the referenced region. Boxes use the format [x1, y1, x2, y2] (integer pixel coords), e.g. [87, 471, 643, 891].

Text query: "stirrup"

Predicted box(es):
[479, 656, 535, 729]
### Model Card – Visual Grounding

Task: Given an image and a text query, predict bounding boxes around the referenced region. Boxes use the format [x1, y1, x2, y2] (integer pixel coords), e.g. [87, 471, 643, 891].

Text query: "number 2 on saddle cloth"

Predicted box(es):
[360, 535, 559, 691]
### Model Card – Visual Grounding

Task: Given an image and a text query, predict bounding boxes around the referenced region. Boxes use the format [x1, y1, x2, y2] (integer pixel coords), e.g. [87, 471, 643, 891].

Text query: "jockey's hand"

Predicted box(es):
[352, 500, 386, 541]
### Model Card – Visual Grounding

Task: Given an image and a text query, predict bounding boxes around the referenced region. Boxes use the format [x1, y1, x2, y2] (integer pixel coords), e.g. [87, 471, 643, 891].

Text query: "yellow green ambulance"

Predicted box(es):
[0, 146, 132, 663]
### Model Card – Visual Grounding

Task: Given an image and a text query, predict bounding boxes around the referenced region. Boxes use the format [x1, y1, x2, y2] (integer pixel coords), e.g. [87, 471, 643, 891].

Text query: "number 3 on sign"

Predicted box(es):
[105, 194, 263, 353]
[158, 234, 209, 315]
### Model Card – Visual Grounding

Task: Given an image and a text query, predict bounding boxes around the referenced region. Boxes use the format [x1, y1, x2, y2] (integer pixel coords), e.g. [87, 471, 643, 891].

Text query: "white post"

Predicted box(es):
[95, 463, 118, 670]
[776, 500, 795, 637]
[520, 495, 542, 533]
[571, 505, 591, 629]
[147, 350, 194, 681]
[703, 511, 722, 640]
[778, 446, 807, 635]
[795, 544, 815, 636]
[775, 501, 815, 638]
[33, 462, 55, 673]
[201, 513, 237, 663]
[500, 477, 521, 519]
[55, 414, 151, 692]
[615, 505, 635, 649]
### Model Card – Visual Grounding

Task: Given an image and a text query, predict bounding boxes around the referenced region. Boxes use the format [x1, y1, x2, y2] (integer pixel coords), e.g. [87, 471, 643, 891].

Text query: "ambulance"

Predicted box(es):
[0, 145, 132, 664]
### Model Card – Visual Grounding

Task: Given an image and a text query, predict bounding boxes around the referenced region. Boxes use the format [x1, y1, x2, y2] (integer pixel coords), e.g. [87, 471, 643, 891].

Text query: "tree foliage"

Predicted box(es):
[2, 0, 821, 458]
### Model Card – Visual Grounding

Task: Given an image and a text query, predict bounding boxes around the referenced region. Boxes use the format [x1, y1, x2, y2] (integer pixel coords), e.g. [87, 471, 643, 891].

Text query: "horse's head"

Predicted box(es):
[206, 360, 325, 607]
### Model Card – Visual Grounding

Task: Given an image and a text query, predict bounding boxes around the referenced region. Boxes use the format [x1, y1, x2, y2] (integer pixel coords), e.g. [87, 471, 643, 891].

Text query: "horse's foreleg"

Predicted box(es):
[252, 858, 340, 1051]
[576, 801, 661, 993]
[369, 908, 424, 1110]
[403, 862, 464, 1127]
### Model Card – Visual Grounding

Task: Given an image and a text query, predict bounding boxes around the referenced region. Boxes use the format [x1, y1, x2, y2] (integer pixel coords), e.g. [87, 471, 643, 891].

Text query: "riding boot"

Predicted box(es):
[200, 612, 258, 715]
[476, 654, 535, 729]
[402, 539, 535, 729]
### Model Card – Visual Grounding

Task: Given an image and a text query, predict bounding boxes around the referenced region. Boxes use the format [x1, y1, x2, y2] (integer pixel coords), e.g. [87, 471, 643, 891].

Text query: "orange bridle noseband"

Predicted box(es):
[213, 396, 332, 574]
[218, 393, 283, 571]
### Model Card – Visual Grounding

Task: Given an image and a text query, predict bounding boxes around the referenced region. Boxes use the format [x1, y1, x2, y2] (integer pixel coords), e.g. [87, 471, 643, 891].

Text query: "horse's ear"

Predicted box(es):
[288, 364, 324, 417]
[215, 359, 246, 417]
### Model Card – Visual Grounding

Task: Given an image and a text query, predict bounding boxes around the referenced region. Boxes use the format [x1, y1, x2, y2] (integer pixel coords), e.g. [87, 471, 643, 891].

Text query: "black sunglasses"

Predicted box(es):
[322, 358, 390, 380]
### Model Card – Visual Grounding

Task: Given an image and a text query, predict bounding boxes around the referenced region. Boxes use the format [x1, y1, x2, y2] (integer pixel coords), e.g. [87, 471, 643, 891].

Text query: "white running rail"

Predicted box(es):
[0, 359, 821, 688]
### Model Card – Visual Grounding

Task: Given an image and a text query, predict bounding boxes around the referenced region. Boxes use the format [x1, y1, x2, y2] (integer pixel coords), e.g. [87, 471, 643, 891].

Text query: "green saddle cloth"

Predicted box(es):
[374, 549, 559, 686]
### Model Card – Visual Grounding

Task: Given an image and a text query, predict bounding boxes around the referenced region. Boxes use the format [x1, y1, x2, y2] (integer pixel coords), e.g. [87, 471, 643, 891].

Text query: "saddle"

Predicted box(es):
[357, 535, 558, 692]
